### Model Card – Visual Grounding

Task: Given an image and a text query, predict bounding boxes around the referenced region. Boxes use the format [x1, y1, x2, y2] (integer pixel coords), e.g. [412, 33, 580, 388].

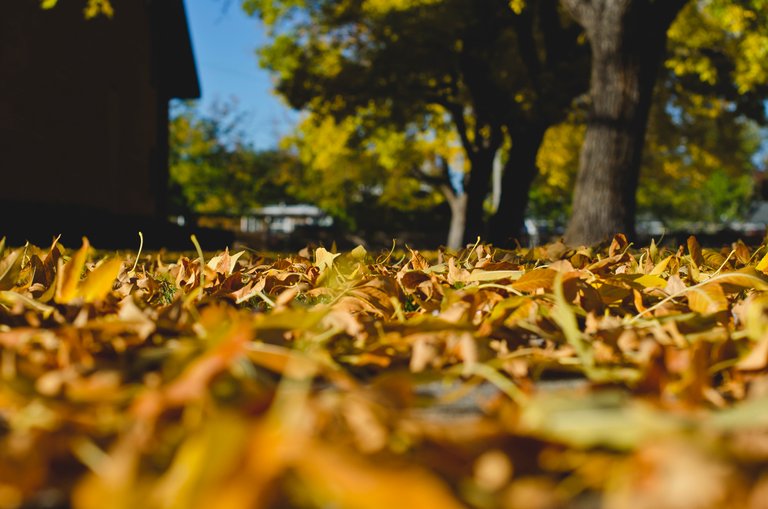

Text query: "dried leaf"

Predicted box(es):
[79, 258, 123, 303]
[510, 268, 556, 292]
[650, 255, 673, 275]
[0, 248, 24, 290]
[688, 235, 704, 268]
[635, 274, 668, 289]
[467, 269, 524, 282]
[315, 247, 340, 273]
[295, 443, 467, 509]
[687, 283, 729, 315]
[56, 237, 90, 303]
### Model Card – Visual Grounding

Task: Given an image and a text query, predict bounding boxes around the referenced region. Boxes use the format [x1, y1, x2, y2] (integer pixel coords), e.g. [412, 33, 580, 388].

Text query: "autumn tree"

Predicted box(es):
[530, 81, 761, 229]
[559, 0, 688, 245]
[169, 101, 295, 216]
[561, 0, 768, 245]
[282, 108, 467, 248]
[244, 0, 588, 246]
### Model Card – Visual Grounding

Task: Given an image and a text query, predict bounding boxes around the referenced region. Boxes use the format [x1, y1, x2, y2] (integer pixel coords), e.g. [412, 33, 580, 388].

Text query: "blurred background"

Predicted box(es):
[2, 0, 767, 250]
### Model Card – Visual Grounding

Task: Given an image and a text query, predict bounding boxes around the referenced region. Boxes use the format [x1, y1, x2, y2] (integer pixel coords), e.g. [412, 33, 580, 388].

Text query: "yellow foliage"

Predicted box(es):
[667, 0, 768, 94]
[283, 105, 461, 219]
[362, 0, 440, 15]
[735, 33, 768, 93]
[509, 0, 525, 15]
[40, 0, 113, 17]
[84, 0, 113, 19]
[536, 121, 584, 191]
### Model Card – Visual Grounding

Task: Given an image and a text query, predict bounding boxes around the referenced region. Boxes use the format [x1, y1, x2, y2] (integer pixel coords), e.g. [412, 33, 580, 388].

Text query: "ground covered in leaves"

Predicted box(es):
[2, 233, 768, 509]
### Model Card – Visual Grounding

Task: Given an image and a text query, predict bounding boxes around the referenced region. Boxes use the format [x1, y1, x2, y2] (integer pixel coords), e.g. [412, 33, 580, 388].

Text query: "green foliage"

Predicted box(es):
[169, 100, 296, 215]
[638, 80, 760, 224]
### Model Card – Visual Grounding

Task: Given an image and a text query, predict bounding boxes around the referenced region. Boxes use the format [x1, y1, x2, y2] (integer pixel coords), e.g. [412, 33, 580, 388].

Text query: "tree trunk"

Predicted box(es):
[488, 127, 546, 247]
[443, 188, 467, 250]
[462, 149, 496, 244]
[562, 0, 688, 246]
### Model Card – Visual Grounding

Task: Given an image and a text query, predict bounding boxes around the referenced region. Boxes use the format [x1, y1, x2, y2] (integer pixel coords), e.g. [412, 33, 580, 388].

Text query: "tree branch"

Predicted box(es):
[559, 0, 594, 27]
[510, 6, 542, 89]
[445, 102, 476, 157]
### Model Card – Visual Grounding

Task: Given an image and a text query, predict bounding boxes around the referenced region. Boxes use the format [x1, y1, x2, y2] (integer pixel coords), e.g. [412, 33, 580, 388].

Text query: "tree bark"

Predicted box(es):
[488, 126, 547, 247]
[444, 188, 468, 250]
[462, 148, 496, 244]
[562, 0, 688, 246]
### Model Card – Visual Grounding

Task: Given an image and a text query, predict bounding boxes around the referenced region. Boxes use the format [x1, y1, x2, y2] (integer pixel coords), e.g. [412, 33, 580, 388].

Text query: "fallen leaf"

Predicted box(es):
[511, 268, 556, 293]
[687, 283, 729, 315]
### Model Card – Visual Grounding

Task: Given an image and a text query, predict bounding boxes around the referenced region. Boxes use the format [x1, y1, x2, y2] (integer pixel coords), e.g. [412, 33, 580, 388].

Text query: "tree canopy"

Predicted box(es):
[562, 0, 768, 244]
[243, 0, 588, 246]
[169, 101, 295, 216]
[281, 107, 463, 243]
[244, 0, 767, 246]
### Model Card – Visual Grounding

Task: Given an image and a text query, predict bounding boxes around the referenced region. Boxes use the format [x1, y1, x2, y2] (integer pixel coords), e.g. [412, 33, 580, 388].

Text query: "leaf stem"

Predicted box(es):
[190, 234, 206, 302]
[130, 231, 144, 273]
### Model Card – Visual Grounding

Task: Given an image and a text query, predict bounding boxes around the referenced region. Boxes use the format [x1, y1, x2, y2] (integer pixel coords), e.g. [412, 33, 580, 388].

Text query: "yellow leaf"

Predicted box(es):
[650, 255, 673, 275]
[702, 250, 726, 270]
[0, 248, 25, 291]
[551, 273, 592, 368]
[314, 247, 340, 272]
[511, 268, 557, 292]
[756, 250, 768, 275]
[296, 442, 467, 509]
[79, 258, 123, 303]
[246, 343, 318, 378]
[687, 283, 728, 315]
[467, 269, 524, 282]
[350, 245, 367, 259]
[0, 291, 56, 318]
[56, 237, 90, 304]
[634, 274, 667, 289]
[707, 269, 768, 292]
[151, 416, 250, 509]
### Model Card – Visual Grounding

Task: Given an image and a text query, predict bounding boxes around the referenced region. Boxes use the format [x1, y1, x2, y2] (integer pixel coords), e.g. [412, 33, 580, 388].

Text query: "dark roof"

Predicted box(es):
[152, 0, 201, 99]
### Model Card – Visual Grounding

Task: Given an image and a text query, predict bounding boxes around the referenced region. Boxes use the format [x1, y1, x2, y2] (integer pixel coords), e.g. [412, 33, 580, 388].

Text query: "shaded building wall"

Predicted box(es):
[0, 1, 167, 217]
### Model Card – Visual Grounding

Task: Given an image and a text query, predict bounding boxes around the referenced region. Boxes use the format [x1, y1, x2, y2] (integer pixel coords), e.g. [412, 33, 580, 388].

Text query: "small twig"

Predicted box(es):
[712, 249, 736, 277]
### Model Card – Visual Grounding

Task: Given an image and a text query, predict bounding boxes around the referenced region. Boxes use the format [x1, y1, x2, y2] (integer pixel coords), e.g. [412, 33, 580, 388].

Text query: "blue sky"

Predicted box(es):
[184, 0, 297, 149]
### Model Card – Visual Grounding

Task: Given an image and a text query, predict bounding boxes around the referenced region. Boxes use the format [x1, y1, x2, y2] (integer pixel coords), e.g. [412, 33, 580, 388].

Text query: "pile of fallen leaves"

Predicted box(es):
[2, 233, 768, 509]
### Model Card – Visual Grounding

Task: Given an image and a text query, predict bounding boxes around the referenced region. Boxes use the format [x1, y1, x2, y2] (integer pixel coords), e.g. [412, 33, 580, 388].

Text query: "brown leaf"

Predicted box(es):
[688, 235, 705, 268]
